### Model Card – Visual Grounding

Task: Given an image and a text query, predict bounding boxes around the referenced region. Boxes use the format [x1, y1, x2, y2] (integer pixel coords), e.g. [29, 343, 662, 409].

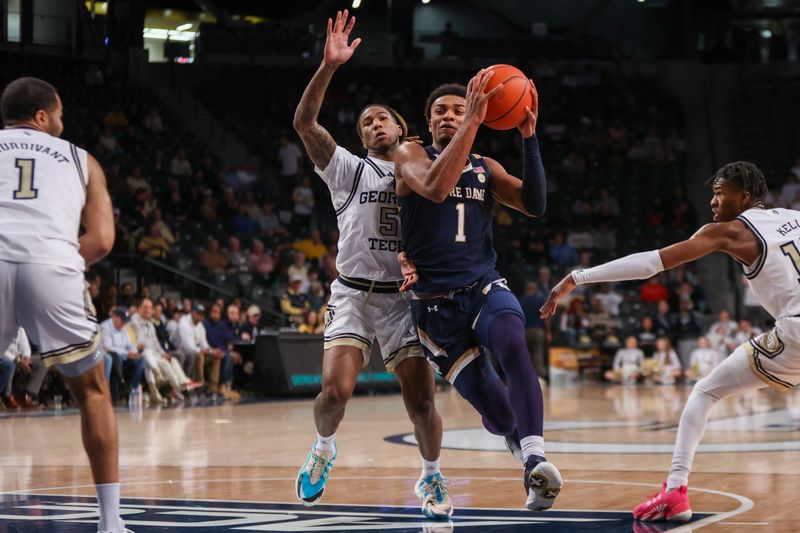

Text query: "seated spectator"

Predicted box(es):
[166, 306, 184, 340]
[306, 270, 326, 311]
[98, 126, 121, 154]
[172, 303, 222, 393]
[250, 240, 274, 278]
[292, 175, 315, 234]
[549, 232, 579, 268]
[637, 316, 658, 357]
[137, 225, 172, 258]
[593, 188, 619, 217]
[104, 106, 129, 129]
[118, 282, 135, 308]
[605, 336, 644, 384]
[149, 208, 175, 245]
[640, 276, 669, 304]
[592, 223, 617, 255]
[652, 300, 674, 338]
[298, 310, 324, 335]
[567, 226, 594, 251]
[733, 319, 762, 346]
[594, 283, 623, 316]
[125, 166, 150, 194]
[170, 148, 192, 177]
[230, 203, 257, 243]
[226, 236, 251, 273]
[281, 276, 311, 323]
[674, 300, 701, 339]
[143, 107, 163, 133]
[648, 337, 682, 385]
[571, 190, 593, 216]
[518, 281, 548, 378]
[781, 174, 800, 207]
[294, 229, 328, 262]
[151, 302, 172, 350]
[587, 296, 618, 344]
[537, 265, 553, 295]
[707, 310, 737, 338]
[200, 239, 229, 273]
[202, 303, 241, 400]
[288, 251, 310, 292]
[242, 305, 264, 339]
[4, 328, 45, 409]
[686, 336, 723, 383]
[101, 307, 145, 405]
[131, 298, 196, 401]
[258, 202, 285, 238]
[225, 304, 251, 342]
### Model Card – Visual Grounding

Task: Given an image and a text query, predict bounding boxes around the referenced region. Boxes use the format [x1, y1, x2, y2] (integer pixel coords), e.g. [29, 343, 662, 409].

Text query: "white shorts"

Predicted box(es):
[0, 261, 101, 374]
[743, 325, 800, 392]
[323, 279, 424, 372]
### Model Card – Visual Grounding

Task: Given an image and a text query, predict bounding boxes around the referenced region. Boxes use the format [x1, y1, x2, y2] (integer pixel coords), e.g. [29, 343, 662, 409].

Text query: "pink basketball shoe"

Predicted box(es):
[633, 484, 692, 522]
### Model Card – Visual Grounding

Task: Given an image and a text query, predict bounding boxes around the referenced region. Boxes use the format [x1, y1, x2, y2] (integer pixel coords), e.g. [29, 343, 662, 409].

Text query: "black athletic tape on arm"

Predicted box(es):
[521, 134, 546, 217]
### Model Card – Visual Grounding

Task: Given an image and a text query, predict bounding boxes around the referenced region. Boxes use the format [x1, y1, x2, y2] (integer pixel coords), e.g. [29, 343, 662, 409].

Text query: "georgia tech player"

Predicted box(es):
[292, 11, 452, 519]
[0, 77, 127, 532]
[541, 162, 797, 523]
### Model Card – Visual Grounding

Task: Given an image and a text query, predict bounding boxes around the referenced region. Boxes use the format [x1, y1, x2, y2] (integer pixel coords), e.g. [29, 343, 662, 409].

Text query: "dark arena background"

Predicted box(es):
[0, 0, 800, 531]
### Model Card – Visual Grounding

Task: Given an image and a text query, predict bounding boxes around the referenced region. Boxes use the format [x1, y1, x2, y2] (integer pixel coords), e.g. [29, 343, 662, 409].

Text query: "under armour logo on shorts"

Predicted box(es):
[427, 305, 439, 313]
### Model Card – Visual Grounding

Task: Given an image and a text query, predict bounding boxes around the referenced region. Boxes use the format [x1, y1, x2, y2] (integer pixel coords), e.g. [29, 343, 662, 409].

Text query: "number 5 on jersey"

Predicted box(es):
[13, 158, 38, 200]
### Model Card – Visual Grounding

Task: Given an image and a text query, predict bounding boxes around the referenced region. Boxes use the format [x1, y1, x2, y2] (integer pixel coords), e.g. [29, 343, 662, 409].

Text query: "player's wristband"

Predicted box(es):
[571, 250, 664, 285]
[521, 134, 546, 216]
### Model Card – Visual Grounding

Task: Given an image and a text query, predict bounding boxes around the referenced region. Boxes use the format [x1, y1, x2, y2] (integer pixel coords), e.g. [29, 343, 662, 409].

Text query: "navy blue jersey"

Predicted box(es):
[398, 145, 497, 292]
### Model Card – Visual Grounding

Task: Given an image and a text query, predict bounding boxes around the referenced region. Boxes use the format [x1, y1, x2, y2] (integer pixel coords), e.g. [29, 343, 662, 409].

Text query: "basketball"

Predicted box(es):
[482, 64, 535, 130]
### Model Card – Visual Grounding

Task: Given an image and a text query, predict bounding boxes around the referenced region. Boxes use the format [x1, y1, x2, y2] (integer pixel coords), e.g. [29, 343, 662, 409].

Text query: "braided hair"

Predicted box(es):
[356, 104, 421, 145]
[706, 161, 767, 205]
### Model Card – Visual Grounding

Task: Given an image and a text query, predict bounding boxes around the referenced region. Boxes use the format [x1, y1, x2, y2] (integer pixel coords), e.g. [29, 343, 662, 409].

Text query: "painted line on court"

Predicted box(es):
[1, 475, 753, 529]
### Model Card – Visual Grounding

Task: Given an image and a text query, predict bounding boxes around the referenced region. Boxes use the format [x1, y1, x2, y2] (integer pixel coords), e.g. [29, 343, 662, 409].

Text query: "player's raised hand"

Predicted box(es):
[517, 79, 539, 138]
[465, 69, 504, 125]
[398, 252, 419, 292]
[539, 272, 577, 318]
[324, 10, 362, 67]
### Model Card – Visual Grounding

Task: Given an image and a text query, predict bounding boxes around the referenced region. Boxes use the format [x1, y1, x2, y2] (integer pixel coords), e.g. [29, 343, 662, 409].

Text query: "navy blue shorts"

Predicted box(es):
[410, 270, 524, 384]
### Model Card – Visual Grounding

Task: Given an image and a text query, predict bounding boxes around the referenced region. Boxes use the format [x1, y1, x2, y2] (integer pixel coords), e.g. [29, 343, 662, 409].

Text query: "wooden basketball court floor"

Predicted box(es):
[0, 383, 798, 532]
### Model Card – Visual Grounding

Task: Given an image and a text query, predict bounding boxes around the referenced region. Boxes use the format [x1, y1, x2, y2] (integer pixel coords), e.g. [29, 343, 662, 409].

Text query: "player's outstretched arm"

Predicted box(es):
[79, 154, 115, 267]
[539, 222, 742, 318]
[293, 10, 361, 170]
[395, 69, 502, 202]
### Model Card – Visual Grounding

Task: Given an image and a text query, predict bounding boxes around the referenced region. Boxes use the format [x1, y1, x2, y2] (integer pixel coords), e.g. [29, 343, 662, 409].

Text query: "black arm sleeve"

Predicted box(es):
[521, 134, 546, 217]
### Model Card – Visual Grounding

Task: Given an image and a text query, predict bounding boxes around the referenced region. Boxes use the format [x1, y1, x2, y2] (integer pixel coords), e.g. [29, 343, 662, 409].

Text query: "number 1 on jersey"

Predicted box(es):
[13, 158, 38, 200]
[455, 202, 466, 243]
[781, 240, 800, 283]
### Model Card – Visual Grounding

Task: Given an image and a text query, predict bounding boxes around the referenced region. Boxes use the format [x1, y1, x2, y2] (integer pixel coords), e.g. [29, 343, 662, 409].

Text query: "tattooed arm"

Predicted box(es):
[292, 10, 361, 171]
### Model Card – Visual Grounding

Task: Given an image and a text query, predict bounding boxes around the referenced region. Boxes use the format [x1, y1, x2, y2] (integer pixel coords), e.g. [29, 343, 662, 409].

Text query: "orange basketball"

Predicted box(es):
[482, 64, 535, 131]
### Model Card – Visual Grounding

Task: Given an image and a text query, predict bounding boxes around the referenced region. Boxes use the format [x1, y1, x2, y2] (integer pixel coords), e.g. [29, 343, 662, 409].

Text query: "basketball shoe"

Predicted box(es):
[415, 472, 454, 519]
[523, 457, 562, 511]
[633, 484, 691, 522]
[295, 441, 337, 506]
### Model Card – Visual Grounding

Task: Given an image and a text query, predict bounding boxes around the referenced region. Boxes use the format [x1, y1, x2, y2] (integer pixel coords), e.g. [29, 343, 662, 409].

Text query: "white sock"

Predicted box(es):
[520, 435, 545, 461]
[96, 482, 122, 532]
[315, 431, 335, 453]
[421, 456, 440, 478]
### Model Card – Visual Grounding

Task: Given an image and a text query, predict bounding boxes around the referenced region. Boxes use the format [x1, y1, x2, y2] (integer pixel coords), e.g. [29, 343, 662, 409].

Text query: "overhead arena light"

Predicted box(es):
[422, 0, 431, 4]
[352, 0, 361, 8]
[176, 23, 193, 31]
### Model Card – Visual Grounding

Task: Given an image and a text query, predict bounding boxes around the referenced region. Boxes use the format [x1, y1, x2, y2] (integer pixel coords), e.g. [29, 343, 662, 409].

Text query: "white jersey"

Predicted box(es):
[737, 208, 800, 335]
[316, 146, 402, 281]
[0, 127, 88, 272]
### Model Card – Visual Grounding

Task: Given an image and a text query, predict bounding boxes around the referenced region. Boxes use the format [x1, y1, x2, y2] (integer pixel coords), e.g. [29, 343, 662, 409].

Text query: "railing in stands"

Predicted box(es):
[108, 254, 286, 326]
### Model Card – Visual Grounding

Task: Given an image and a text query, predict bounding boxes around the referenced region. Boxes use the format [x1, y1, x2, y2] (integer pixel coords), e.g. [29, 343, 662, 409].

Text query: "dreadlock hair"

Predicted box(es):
[706, 161, 767, 205]
[424, 83, 467, 122]
[356, 104, 421, 145]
